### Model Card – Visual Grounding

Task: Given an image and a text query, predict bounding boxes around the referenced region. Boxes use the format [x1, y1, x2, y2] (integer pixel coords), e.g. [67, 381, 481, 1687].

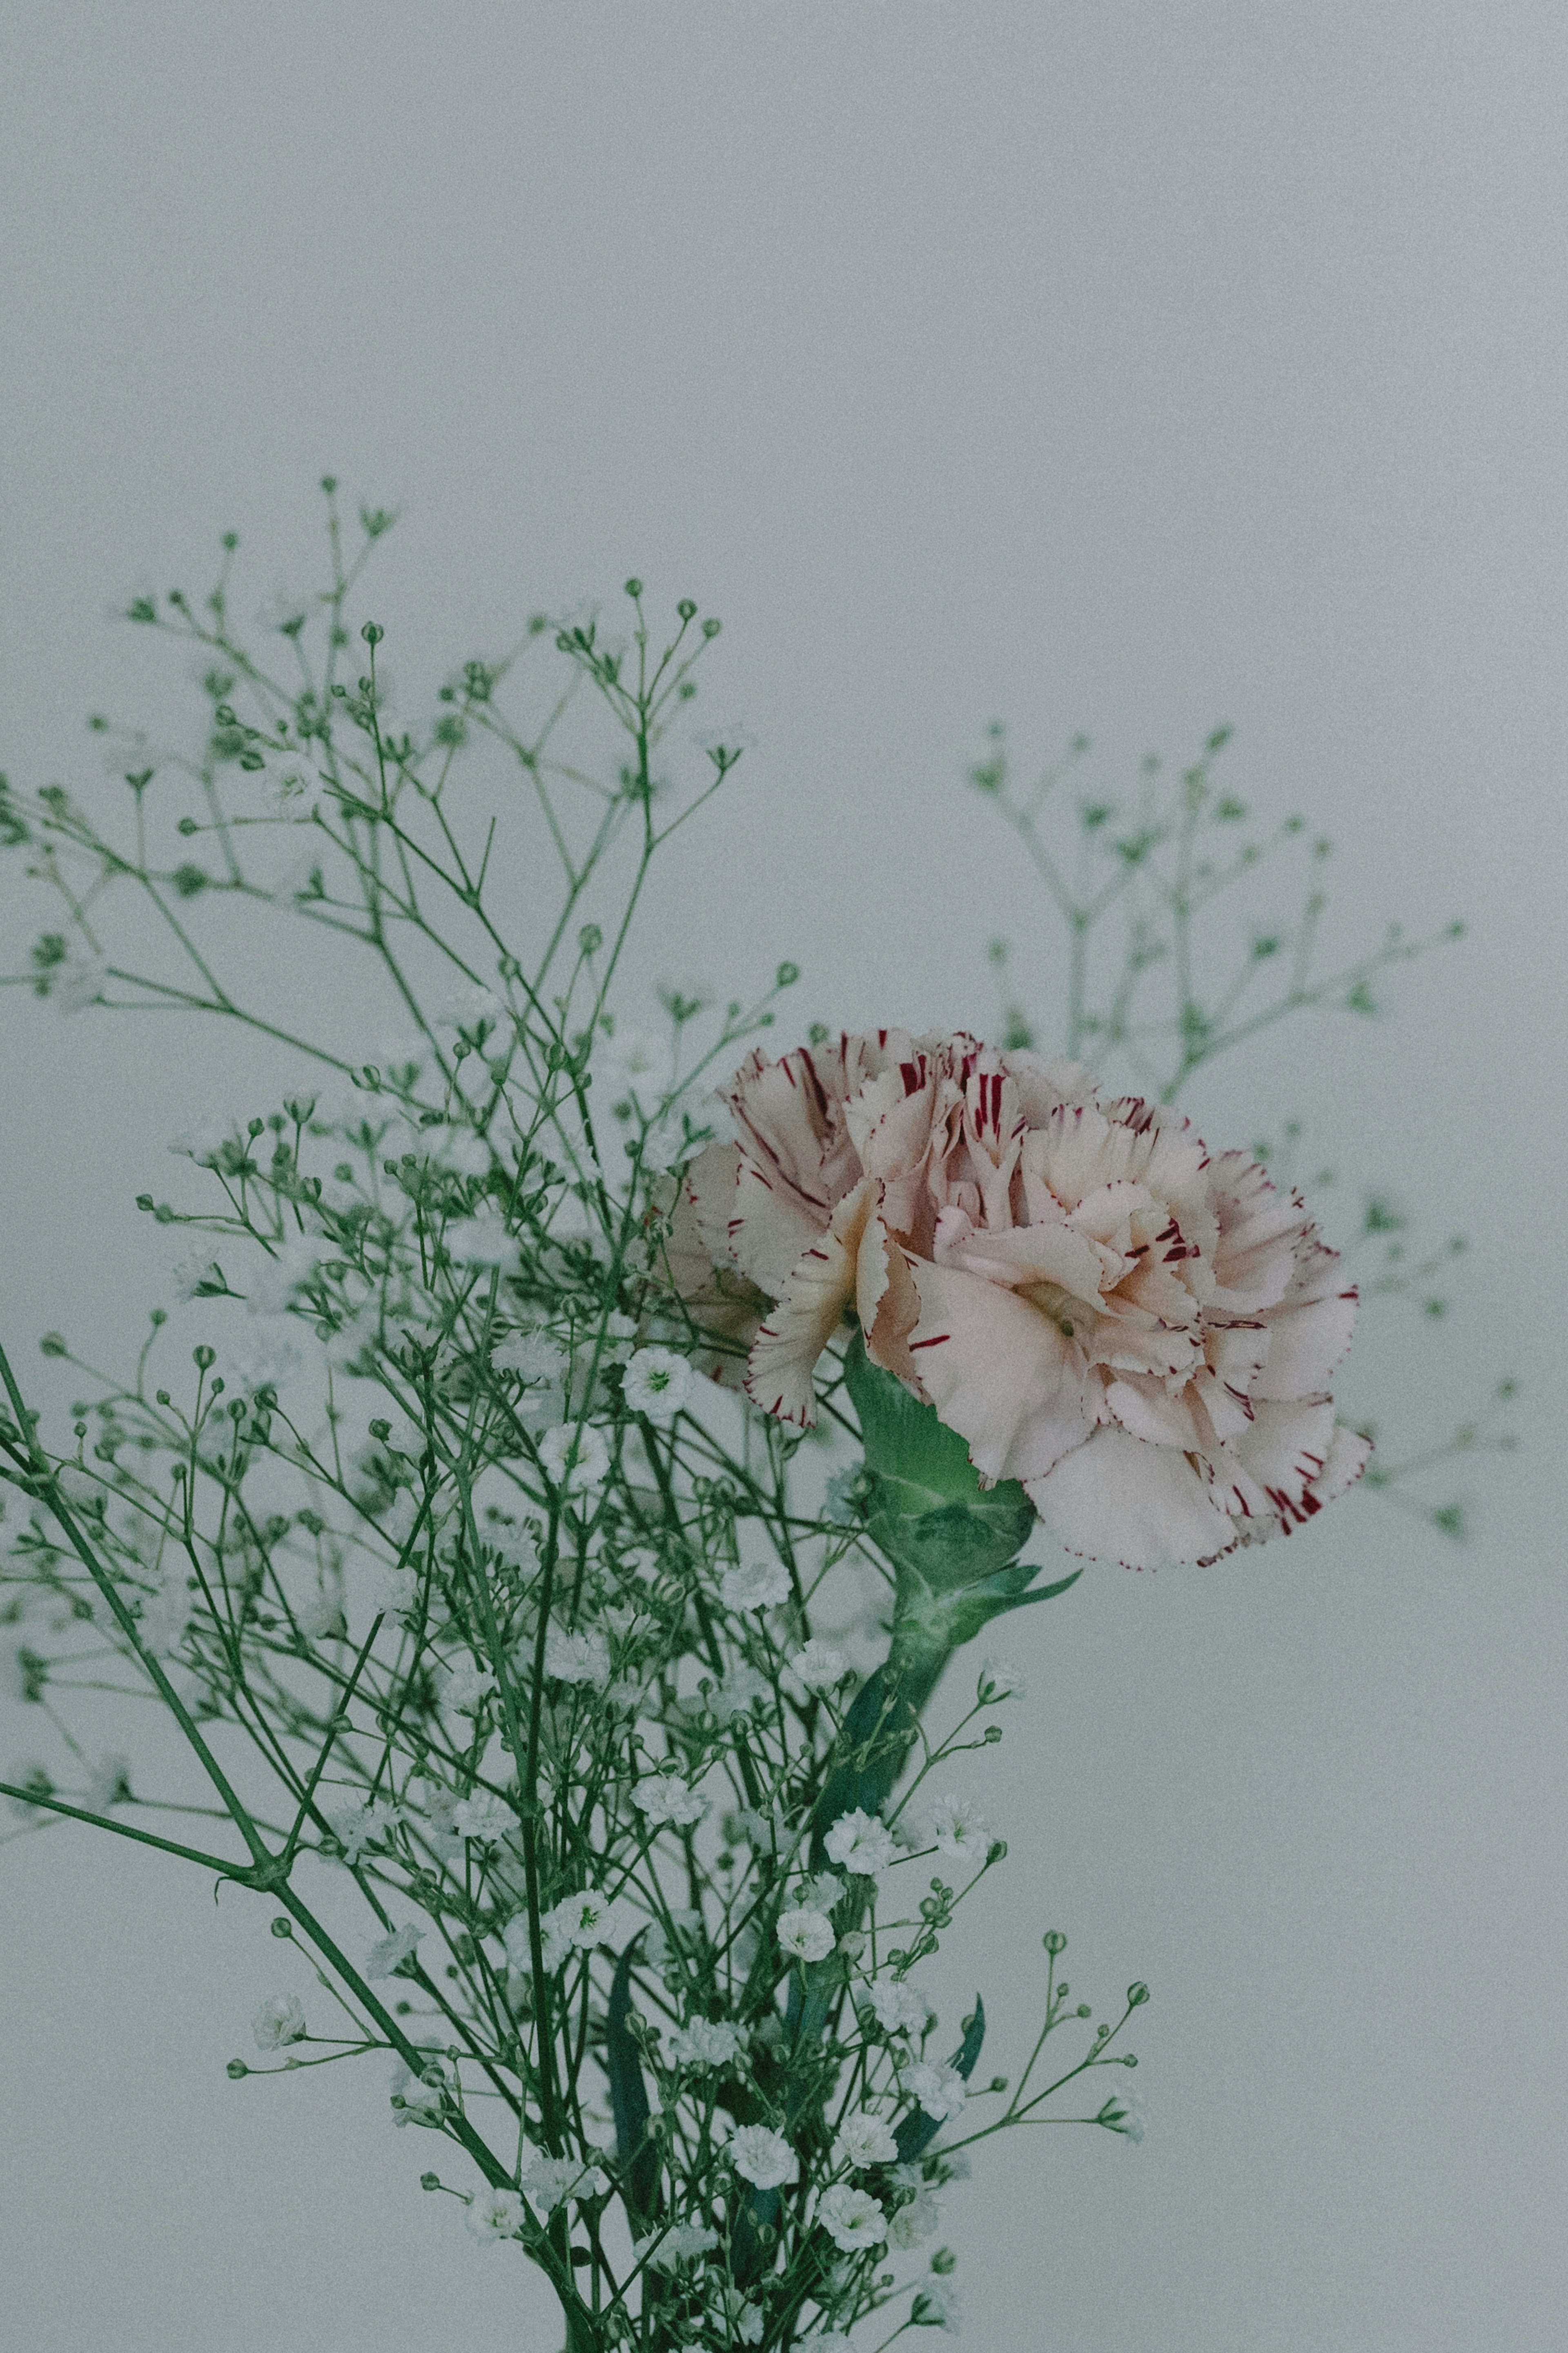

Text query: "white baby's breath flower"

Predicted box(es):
[621, 1345, 694, 1419]
[831, 2108, 900, 2172]
[777, 1907, 835, 1965]
[294, 1585, 343, 1641]
[903, 2061, 967, 2123]
[82, 1751, 132, 1813]
[168, 1114, 238, 1167]
[390, 2060, 446, 2128]
[464, 2185, 525, 2242]
[817, 2183, 887, 2252]
[728, 2124, 799, 2190]
[1099, 2077, 1148, 2143]
[434, 982, 508, 1034]
[922, 1792, 996, 1869]
[4, 1760, 53, 1822]
[794, 1870, 846, 1917]
[543, 1626, 612, 1688]
[706, 1663, 767, 1721]
[452, 1791, 514, 1846]
[491, 1328, 568, 1382]
[50, 954, 113, 1014]
[245, 1234, 325, 1317]
[978, 1651, 1025, 1702]
[644, 2218, 719, 2270]
[440, 1659, 497, 1716]
[444, 1209, 521, 1273]
[664, 2015, 745, 2069]
[523, 2154, 609, 2211]
[252, 1992, 306, 2051]
[823, 1808, 900, 1879]
[889, 2186, 939, 2246]
[633, 1773, 708, 1827]
[865, 1975, 934, 2037]
[331, 1798, 400, 1866]
[374, 1559, 421, 1624]
[266, 767, 321, 822]
[270, 849, 323, 906]
[912, 2275, 964, 2332]
[169, 1247, 223, 1303]
[720, 1557, 791, 1612]
[539, 1887, 624, 1971]
[537, 1422, 610, 1494]
[364, 1923, 423, 1980]
[791, 1638, 849, 1693]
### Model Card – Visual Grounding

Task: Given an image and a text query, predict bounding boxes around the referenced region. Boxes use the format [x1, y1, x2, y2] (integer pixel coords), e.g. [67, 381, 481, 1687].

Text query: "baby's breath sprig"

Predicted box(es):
[0, 496, 1508, 2353]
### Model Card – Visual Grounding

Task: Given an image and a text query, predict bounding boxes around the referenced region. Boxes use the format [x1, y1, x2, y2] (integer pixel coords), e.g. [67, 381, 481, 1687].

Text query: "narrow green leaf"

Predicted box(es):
[607, 1938, 657, 2223]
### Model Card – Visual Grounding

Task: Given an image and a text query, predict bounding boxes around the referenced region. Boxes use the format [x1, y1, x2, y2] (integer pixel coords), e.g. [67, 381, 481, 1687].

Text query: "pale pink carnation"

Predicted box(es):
[678, 1032, 1369, 1568]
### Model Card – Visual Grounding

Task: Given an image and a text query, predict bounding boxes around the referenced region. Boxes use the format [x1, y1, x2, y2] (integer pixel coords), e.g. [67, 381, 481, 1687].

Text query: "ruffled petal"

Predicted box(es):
[1029, 1425, 1238, 1568]
[1229, 1396, 1338, 1519]
[659, 1176, 770, 1391]
[902, 1256, 1097, 1485]
[744, 1178, 878, 1427]
[1252, 1289, 1358, 1402]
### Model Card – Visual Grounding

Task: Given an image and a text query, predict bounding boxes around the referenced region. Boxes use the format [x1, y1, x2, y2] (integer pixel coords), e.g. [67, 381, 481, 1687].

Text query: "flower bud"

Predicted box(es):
[1043, 1931, 1066, 1954]
[1127, 1981, 1150, 2007]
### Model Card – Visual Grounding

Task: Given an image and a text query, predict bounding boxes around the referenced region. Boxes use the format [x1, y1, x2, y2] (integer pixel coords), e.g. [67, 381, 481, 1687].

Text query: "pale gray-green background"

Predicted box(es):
[2, 5, 1564, 2349]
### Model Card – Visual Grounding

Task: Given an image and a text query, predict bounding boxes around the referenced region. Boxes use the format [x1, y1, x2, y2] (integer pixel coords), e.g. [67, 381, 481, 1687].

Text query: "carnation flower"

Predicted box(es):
[537, 1422, 610, 1494]
[817, 2183, 888, 2251]
[824, 1807, 900, 1879]
[778, 1907, 836, 1964]
[832, 2107, 900, 2171]
[252, 1992, 306, 2050]
[621, 1345, 695, 1419]
[679, 1033, 1369, 1567]
[720, 1557, 791, 1611]
[464, 2185, 525, 2242]
[728, 2124, 799, 2189]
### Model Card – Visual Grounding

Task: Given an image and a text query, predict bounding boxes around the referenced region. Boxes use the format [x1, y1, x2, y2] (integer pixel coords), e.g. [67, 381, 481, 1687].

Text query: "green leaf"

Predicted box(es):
[606, 1939, 658, 2224]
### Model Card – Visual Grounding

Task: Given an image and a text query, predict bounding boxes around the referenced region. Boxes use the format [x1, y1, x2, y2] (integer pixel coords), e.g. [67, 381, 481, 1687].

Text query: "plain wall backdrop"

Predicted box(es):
[2, 7, 1564, 2351]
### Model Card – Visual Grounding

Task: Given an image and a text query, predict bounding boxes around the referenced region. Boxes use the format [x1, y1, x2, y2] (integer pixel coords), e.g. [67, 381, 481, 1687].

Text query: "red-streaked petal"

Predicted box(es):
[744, 1178, 877, 1428]
[903, 1256, 1097, 1485]
[1029, 1425, 1238, 1568]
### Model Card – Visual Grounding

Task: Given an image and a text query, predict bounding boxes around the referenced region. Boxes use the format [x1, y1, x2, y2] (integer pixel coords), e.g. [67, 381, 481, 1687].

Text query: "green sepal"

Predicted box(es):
[894, 1993, 987, 2163]
[845, 1334, 1036, 1592]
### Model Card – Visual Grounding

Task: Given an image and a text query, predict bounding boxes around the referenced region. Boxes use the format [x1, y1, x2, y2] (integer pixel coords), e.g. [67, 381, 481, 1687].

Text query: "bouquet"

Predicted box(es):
[0, 493, 1511, 2351]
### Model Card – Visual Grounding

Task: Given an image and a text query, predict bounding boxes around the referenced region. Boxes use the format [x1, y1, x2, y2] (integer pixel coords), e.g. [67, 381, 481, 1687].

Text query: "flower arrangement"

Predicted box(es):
[0, 493, 1513, 2352]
